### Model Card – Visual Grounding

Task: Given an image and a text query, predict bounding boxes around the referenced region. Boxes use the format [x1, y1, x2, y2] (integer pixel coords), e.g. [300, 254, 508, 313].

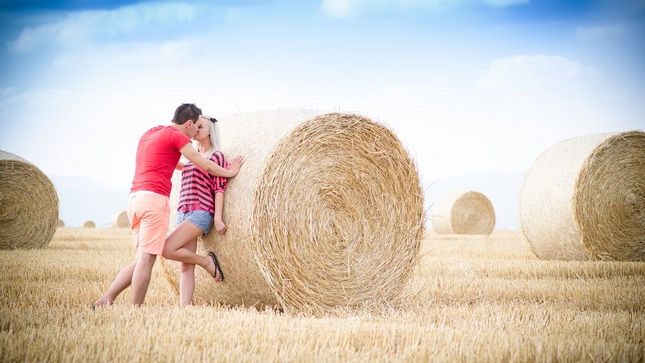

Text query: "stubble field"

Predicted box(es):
[1, 227, 643, 362]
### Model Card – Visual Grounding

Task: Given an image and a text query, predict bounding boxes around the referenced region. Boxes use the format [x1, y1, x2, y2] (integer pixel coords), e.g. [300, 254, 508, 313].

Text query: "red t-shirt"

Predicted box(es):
[130, 125, 191, 196]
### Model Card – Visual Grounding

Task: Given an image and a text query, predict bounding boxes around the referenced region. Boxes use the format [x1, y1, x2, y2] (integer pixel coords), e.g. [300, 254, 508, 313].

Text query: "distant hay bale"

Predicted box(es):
[0, 150, 59, 249]
[112, 210, 130, 228]
[58, 219, 65, 227]
[431, 191, 495, 235]
[519, 131, 645, 261]
[82, 220, 96, 228]
[161, 110, 424, 314]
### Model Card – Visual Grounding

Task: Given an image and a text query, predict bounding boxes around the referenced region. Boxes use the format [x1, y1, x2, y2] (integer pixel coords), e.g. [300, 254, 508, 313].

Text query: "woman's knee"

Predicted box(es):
[161, 244, 175, 259]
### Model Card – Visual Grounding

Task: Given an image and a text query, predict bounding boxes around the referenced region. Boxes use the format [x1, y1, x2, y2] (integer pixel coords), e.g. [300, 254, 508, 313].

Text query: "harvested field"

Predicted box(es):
[1, 228, 643, 362]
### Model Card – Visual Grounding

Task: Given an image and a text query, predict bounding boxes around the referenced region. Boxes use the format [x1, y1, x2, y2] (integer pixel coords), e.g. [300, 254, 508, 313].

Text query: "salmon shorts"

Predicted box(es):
[127, 192, 170, 256]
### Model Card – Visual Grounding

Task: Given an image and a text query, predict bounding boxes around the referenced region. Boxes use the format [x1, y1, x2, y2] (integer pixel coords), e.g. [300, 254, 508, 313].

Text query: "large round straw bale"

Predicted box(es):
[112, 210, 130, 228]
[161, 110, 424, 314]
[431, 191, 495, 235]
[82, 220, 96, 228]
[0, 150, 59, 249]
[519, 131, 645, 261]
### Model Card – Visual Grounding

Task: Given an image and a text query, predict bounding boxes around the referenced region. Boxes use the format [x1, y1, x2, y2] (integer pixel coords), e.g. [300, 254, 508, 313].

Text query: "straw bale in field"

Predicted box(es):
[82, 220, 96, 228]
[112, 210, 130, 228]
[0, 151, 59, 250]
[520, 131, 645, 261]
[161, 110, 425, 314]
[58, 219, 65, 227]
[431, 191, 495, 235]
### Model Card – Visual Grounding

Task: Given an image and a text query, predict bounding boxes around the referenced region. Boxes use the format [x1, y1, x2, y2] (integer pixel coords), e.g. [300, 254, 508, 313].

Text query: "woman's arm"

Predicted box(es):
[213, 192, 226, 234]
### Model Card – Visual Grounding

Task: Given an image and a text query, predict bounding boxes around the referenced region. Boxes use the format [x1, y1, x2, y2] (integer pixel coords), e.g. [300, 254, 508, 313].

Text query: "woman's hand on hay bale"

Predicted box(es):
[228, 156, 245, 177]
[214, 218, 227, 234]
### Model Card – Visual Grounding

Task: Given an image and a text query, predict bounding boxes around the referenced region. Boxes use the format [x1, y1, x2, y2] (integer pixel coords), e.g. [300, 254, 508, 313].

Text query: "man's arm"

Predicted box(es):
[179, 144, 244, 178]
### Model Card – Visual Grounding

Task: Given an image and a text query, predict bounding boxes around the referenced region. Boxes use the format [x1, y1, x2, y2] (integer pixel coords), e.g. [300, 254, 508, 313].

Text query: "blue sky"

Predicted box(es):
[1, 0, 644, 194]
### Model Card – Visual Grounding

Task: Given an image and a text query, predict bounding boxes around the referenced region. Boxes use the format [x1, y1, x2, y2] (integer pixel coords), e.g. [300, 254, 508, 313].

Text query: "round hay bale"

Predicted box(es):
[161, 110, 425, 314]
[431, 191, 495, 235]
[82, 220, 96, 228]
[519, 131, 645, 261]
[112, 210, 130, 228]
[0, 150, 59, 249]
[58, 219, 65, 227]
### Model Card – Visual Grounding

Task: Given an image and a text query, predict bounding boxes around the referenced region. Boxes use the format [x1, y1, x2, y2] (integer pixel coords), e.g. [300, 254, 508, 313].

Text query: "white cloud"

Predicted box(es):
[575, 24, 627, 40]
[483, 0, 528, 7]
[7, 3, 198, 54]
[477, 54, 596, 92]
[320, 0, 528, 18]
[7, 23, 62, 53]
[0, 87, 18, 97]
[50, 38, 203, 69]
[320, 0, 367, 18]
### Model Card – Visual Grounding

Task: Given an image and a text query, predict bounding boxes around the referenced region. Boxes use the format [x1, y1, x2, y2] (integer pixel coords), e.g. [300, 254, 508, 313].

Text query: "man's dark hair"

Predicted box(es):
[172, 103, 202, 125]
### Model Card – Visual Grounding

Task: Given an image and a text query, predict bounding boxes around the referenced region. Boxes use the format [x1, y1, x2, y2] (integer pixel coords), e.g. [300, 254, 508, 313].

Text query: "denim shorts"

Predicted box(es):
[176, 210, 213, 235]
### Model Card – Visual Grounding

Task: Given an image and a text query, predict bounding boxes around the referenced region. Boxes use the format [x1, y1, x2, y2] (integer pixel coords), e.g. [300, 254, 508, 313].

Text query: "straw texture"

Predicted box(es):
[82, 220, 96, 228]
[431, 191, 495, 235]
[519, 131, 645, 261]
[112, 210, 130, 228]
[161, 110, 424, 314]
[0, 151, 59, 249]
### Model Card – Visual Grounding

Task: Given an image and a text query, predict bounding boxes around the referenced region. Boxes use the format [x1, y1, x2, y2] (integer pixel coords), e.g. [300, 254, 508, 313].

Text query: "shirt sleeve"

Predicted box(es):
[169, 128, 192, 151]
[210, 151, 229, 193]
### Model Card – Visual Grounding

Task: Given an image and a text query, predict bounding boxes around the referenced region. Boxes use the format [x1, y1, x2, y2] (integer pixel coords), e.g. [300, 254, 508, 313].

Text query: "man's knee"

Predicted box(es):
[136, 252, 157, 266]
[181, 262, 195, 273]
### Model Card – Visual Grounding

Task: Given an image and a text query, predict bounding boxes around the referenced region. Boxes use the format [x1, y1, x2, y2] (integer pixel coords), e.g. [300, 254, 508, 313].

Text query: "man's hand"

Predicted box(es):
[228, 156, 245, 177]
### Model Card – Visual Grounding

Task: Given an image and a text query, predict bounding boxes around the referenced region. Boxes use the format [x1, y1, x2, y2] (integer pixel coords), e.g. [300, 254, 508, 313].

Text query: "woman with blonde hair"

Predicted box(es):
[162, 114, 230, 306]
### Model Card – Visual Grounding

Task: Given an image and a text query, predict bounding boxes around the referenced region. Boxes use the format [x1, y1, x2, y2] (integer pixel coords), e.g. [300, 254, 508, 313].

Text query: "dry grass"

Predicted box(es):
[520, 130, 645, 261]
[1, 228, 644, 362]
[165, 110, 424, 314]
[82, 221, 96, 228]
[111, 210, 130, 228]
[0, 150, 58, 250]
[431, 191, 495, 235]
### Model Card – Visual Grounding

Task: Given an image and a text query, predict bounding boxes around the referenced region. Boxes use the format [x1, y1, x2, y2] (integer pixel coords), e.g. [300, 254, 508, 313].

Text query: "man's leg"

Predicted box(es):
[131, 252, 157, 306]
[93, 193, 140, 308]
[94, 261, 136, 307]
[129, 192, 169, 306]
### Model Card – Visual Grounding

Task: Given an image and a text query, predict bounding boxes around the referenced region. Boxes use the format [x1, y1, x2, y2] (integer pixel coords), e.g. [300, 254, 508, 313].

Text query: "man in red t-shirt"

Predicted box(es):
[93, 103, 244, 307]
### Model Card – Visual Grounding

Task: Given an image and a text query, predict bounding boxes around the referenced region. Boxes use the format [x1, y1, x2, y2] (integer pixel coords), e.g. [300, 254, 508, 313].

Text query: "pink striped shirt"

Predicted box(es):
[177, 151, 228, 214]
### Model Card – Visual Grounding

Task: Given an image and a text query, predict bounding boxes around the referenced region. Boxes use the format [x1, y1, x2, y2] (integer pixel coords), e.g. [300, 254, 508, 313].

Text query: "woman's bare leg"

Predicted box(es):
[179, 238, 197, 307]
[162, 221, 216, 277]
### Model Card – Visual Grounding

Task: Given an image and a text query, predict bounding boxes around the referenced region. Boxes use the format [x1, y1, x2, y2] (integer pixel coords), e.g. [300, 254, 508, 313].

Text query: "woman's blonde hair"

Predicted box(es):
[198, 114, 222, 155]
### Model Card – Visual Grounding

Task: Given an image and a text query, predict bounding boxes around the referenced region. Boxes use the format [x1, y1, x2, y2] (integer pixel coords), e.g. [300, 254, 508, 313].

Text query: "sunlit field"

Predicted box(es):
[1, 228, 643, 362]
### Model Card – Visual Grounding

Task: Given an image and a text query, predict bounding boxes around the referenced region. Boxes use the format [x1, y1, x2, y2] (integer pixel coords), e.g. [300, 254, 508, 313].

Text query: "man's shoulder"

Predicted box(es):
[142, 125, 167, 136]
[147, 125, 185, 137]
